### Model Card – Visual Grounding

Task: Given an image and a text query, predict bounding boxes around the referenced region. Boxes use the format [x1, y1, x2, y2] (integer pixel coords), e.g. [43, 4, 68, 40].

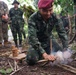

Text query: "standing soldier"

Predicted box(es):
[0, 0, 9, 47]
[9, 0, 26, 47]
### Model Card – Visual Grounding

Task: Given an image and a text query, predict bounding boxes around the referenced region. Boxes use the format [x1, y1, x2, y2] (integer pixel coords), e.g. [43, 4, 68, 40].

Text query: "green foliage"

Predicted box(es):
[6, 68, 12, 74]
[54, 0, 74, 15]
[71, 43, 76, 50]
[7, 0, 75, 36]
[7, 0, 74, 17]
[22, 5, 35, 19]
[0, 68, 12, 75]
[0, 69, 6, 75]
[24, 24, 28, 36]
[33, 0, 39, 8]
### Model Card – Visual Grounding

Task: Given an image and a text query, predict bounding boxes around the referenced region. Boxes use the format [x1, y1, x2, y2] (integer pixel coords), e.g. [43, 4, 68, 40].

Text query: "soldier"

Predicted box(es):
[0, 0, 9, 47]
[9, 0, 26, 47]
[60, 14, 69, 34]
[26, 0, 69, 65]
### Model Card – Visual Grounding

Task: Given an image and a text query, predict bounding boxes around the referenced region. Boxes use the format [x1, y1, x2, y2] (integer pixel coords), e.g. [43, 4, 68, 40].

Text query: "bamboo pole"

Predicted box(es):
[50, 39, 52, 53]
[57, 64, 76, 74]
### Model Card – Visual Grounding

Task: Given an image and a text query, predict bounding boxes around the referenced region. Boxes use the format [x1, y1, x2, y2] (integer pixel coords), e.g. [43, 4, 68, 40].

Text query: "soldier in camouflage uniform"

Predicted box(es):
[60, 14, 69, 34]
[9, 0, 26, 47]
[0, 1, 9, 47]
[26, 0, 69, 65]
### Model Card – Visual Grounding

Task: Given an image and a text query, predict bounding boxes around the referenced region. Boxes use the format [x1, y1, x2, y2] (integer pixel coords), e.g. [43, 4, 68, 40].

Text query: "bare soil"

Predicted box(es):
[0, 47, 76, 75]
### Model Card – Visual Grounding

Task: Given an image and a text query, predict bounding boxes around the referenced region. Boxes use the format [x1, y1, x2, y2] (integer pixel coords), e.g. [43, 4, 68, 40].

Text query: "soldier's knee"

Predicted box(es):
[26, 47, 39, 65]
[26, 55, 38, 66]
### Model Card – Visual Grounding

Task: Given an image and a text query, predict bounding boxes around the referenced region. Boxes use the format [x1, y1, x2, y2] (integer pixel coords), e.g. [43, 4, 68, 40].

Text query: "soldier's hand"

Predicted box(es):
[2, 14, 8, 19]
[42, 53, 56, 61]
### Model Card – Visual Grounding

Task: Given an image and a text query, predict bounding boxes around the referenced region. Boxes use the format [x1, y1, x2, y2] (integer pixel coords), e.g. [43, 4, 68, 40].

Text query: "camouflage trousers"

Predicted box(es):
[11, 24, 22, 46]
[0, 19, 8, 43]
[26, 38, 62, 65]
[20, 26, 26, 39]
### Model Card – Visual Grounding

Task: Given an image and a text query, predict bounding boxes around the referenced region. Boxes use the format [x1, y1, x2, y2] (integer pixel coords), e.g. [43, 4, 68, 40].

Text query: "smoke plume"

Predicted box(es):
[50, 48, 74, 66]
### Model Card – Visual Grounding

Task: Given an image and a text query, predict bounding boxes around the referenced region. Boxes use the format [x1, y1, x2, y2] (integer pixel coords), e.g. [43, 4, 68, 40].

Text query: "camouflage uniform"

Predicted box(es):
[9, 7, 25, 46]
[26, 11, 68, 65]
[0, 1, 9, 45]
[61, 15, 69, 33]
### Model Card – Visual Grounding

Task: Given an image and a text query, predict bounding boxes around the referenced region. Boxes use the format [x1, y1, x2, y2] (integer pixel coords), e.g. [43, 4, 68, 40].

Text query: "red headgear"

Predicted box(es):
[38, 0, 54, 9]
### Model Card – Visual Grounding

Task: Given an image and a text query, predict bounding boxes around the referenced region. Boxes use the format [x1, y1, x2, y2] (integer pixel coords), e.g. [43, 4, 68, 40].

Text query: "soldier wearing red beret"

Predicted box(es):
[26, 0, 68, 65]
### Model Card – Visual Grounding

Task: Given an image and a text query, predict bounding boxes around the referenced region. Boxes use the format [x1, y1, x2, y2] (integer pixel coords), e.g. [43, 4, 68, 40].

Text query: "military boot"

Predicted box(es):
[14, 40, 18, 47]
[19, 40, 22, 47]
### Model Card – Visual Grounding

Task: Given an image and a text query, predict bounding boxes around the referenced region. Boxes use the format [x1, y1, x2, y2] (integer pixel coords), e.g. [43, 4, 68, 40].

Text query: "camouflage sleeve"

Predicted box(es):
[55, 14, 68, 48]
[3, 2, 9, 14]
[28, 16, 45, 54]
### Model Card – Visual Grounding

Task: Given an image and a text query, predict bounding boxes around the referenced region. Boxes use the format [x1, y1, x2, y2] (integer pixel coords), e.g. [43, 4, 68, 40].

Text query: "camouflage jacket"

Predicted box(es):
[28, 11, 68, 54]
[61, 16, 69, 28]
[0, 1, 8, 17]
[9, 8, 24, 25]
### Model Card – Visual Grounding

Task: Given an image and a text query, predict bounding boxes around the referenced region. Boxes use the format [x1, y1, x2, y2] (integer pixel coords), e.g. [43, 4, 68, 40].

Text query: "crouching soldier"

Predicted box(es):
[26, 0, 69, 65]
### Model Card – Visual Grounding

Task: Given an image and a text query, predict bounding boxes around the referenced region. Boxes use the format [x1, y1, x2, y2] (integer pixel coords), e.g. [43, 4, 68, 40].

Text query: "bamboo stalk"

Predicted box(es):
[8, 60, 14, 71]
[50, 39, 52, 53]
[57, 64, 76, 74]
[37, 59, 48, 63]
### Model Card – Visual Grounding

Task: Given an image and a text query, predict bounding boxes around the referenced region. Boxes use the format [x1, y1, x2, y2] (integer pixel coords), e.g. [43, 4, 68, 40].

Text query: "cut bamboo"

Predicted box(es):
[57, 64, 76, 74]
[50, 39, 52, 53]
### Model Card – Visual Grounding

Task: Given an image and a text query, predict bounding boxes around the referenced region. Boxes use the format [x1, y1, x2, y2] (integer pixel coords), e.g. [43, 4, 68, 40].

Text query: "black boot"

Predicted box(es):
[14, 40, 18, 47]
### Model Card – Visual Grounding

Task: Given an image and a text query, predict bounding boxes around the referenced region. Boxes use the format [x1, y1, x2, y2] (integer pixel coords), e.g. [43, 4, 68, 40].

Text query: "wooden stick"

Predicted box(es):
[50, 39, 52, 53]
[37, 59, 55, 63]
[68, 14, 72, 40]
[10, 66, 25, 75]
[37, 59, 48, 63]
[57, 64, 76, 74]
[8, 60, 14, 71]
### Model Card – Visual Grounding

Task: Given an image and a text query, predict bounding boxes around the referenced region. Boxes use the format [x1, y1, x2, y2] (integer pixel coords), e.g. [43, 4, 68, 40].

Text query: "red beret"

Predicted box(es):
[38, 0, 54, 9]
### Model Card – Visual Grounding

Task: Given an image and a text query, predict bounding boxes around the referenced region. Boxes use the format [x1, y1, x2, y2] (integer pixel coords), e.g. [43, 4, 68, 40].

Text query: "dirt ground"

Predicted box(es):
[14, 62, 76, 75]
[0, 47, 76, 75]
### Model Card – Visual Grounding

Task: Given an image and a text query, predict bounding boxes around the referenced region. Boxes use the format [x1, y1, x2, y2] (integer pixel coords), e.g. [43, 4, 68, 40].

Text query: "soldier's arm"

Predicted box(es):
[28, 16, 56, 60]
[55, 15, 68, 49]
[19, 8, 24, 16]
[28, 16, 45, 54]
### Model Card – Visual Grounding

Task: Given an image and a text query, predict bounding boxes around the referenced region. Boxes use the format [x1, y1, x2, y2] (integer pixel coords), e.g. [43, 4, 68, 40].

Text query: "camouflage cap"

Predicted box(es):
[12, 0, 20, 5]
[38, 0, 54, 9]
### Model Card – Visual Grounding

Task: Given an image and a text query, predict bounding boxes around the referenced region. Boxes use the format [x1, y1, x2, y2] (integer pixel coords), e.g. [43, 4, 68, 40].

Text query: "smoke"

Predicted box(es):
[50, 48, 74, 66]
